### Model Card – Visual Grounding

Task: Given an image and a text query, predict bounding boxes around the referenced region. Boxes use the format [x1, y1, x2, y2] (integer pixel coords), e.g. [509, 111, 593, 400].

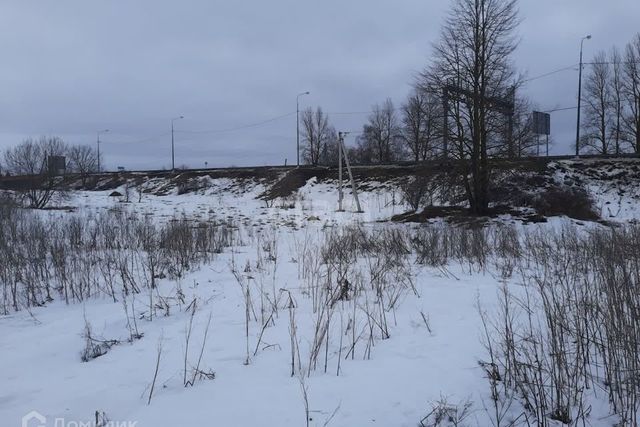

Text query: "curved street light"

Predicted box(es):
[97, 129, 109, 172]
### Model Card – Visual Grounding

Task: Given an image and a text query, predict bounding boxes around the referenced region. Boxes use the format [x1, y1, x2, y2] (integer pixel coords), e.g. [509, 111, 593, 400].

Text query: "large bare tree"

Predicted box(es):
[401, 91, 440, 161]
[623, 33, 640, 152]
[420, 0, 519, 214]
[4, 136, 67, 175]
[360, 98, 402, 163]
[301, 107, 335, 166]
[583, 51, 613, 154]
[67, 144, 99, 185]
[3, 136, 68, 208]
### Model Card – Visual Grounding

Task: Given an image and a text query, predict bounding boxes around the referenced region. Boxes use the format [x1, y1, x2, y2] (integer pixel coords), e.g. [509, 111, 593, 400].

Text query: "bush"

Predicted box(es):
[531, 185, 599, 221]
[177, 178, 205, 195]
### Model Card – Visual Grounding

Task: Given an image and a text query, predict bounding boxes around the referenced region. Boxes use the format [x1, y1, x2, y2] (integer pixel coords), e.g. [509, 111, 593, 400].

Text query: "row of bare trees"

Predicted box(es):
[2, 136, 101, 178]
[300, 0, 531, 214]
[582, 34, 640, 154]
[2, 135, 102, 187]
[0, 136, 102, 208]
[352, 92, 536, 168]
[304, 90, 535, 171]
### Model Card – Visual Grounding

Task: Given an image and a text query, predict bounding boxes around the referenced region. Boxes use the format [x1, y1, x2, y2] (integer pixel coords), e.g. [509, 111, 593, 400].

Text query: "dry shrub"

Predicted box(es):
[0, 208, 234, 314]
[531, 186, 599, 221]
[480, 224, 640, 426]
[177, 178, 207, 195]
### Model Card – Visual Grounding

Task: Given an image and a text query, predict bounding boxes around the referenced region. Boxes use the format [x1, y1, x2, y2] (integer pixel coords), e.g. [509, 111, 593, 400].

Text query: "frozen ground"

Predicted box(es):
[1, 161, 639, 427]
[1, 233, 499, 427]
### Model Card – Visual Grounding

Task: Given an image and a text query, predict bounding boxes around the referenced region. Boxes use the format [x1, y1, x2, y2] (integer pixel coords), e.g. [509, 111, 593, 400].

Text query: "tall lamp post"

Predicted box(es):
[296, 91, 310, 166]
[575, 34, 592, 156]
[171, 116, 184, 170]
[97, 129, 109, 172]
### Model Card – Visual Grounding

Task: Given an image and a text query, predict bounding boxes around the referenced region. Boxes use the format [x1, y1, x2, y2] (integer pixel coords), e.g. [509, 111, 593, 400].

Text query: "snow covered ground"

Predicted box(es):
[2, 162, 639, 427]
[1, 234, 498, 427]
[550, 158, 640, 222]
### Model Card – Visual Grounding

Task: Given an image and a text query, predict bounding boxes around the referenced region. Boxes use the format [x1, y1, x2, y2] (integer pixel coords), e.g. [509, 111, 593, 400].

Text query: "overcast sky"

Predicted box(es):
[0, 1, 639, 170]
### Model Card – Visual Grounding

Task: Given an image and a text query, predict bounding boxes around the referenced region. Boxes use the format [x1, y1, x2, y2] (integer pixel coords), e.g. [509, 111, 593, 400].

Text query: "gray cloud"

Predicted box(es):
[0, 0, 638, 170]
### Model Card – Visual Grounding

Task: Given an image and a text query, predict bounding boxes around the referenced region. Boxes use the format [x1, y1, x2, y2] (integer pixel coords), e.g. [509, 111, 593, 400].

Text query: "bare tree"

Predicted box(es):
[420, 0, 520, 214]
[401, 91, 440, 161]
[4, 136, 67, 175]
[318, 128, 340, 166]
[583, 51, 613, 154]
[351, 136, 374, 164]
[513, 96, 539, 157]
[359, 98, 402, 163]
[623, 33, 640, 152]
[301, 107, 335, 166]
[3, 136, 68, 208]
[67, 144, 99, 185]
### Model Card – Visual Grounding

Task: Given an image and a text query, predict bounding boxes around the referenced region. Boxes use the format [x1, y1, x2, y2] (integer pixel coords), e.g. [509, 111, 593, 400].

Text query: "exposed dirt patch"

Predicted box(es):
[392, 205, 547, 225]
[259, 167, 331, 200]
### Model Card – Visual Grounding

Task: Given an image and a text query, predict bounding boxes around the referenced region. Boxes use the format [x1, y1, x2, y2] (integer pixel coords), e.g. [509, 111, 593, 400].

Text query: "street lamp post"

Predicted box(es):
[296, 91, 310, 166]
[171, 116, 184, 170]
[97, 129, 109, 172]
[575, 34, 592, 157]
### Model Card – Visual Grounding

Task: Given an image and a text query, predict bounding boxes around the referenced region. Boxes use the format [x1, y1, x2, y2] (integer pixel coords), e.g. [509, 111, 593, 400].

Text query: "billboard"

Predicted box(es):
[47, 155, 66, 176]
[532, 111, 551, 135]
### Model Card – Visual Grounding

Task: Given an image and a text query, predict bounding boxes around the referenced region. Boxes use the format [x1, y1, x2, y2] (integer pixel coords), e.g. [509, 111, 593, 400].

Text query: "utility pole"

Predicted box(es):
[338, 132, 344, 211]
[546, 134, 549, 157]
[575, 34, 592, 157]
[171, 116, 184, 170]
[296, 91, 310, 166]
[97, 129, 109, 172]
[337, 132, 362, 213]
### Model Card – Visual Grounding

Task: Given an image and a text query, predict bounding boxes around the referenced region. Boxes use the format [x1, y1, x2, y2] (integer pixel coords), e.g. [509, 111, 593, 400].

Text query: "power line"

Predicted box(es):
[106, 131, 172, 145]
[83, 59, 640, 149]
[329, 111, 372, 115]
[526, 96, 640, 115]
[543, 106, 577, 113]
[96, 112, 297, 146]
[176, 112, 296, 135]
[522, 64, 577, 83]
[522, 62, 640, 82]
[584, 61, 640, 65]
